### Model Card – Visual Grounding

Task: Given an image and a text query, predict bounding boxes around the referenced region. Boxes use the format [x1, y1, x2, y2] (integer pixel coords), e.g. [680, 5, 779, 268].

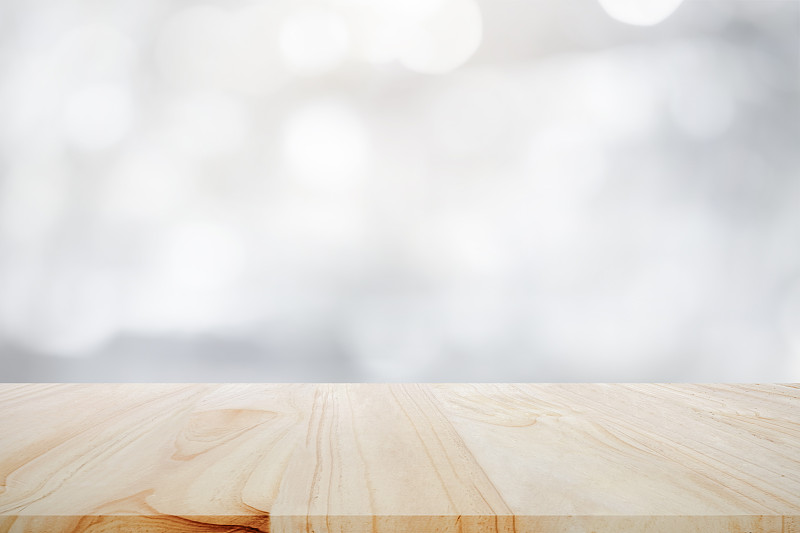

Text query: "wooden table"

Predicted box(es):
[0, 384, 798, 532]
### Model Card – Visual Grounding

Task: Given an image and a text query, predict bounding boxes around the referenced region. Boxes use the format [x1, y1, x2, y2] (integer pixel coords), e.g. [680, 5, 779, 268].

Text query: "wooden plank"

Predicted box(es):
[0, 384, 797, 532]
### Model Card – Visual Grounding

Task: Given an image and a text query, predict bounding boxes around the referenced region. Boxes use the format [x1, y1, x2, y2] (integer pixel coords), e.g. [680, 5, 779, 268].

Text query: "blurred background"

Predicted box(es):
[0, 0, 798, 382]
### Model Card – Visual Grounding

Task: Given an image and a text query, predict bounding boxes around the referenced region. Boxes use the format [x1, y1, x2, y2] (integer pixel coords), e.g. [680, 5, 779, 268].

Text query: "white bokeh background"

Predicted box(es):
[0, 0, 798, 381]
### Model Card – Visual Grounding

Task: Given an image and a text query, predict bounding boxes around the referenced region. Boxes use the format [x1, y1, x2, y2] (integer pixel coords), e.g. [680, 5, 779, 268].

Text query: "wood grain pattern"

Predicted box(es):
[0, 384, 798, 532]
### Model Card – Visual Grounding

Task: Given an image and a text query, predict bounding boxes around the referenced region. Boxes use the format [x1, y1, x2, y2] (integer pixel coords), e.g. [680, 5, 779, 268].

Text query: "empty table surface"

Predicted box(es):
[0, 383, 798, 532]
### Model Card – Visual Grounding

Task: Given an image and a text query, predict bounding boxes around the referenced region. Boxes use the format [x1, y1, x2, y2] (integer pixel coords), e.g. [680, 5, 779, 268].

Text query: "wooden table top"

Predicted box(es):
[0, 383, 798, 532]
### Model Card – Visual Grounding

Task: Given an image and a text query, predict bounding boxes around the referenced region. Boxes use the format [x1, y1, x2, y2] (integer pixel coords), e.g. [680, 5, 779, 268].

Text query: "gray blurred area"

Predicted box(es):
[0, 0, 798, 382]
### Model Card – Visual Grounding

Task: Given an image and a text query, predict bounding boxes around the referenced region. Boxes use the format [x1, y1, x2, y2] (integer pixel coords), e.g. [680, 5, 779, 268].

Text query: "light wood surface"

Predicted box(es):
[0, 383, 798, 532]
